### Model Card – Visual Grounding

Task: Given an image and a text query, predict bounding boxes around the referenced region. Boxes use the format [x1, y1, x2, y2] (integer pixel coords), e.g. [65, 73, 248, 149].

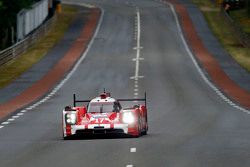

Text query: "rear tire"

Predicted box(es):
[141, 122, 148, 135]
[141, 129, 147, 135]
[135, 116, 142, 137]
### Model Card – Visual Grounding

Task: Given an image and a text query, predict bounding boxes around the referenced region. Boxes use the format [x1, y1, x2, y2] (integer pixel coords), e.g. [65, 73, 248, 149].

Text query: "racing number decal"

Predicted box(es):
[95, 118, 108, 124]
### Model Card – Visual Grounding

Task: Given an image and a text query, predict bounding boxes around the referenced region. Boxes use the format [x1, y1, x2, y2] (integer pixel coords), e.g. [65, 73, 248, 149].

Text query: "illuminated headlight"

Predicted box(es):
[122, 112, 135, 124]
[65, 113, 77, 125]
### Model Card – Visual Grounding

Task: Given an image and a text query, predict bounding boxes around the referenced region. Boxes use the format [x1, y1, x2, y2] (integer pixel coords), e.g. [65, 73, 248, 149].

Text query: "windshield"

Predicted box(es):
[88, 102, 115, 113]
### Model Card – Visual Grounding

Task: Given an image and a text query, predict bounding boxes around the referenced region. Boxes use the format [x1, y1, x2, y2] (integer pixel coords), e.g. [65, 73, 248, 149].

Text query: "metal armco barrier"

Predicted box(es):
[220, 9, 250, 48]
[0, 15, 56, 66]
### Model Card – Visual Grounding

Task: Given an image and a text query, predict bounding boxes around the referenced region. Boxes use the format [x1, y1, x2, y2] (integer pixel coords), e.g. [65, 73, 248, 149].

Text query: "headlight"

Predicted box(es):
[65, 113, 77, 125]
[122, 112, 135, 124]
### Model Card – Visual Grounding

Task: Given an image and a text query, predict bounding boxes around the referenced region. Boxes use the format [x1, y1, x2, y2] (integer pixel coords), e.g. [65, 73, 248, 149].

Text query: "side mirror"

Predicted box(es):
[64, 106, 76, 111]
[64, 106, 72, 111]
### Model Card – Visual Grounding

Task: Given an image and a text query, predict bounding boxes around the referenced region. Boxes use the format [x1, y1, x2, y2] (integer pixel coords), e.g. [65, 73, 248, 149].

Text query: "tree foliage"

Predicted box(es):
[247, 0, 250, 17]
[0, 0, 37, 49]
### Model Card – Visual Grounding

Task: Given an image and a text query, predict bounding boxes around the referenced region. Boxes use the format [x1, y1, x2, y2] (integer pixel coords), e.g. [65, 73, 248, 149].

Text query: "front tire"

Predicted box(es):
[63, 136, 69, 140]
[63, 131, 71, 140]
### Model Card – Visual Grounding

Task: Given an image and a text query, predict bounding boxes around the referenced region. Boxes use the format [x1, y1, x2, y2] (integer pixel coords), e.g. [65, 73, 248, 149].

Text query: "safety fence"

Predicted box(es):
[0, 15, 56, 66]
[17, 0, 49, 41]
[220, 10, 250, 48]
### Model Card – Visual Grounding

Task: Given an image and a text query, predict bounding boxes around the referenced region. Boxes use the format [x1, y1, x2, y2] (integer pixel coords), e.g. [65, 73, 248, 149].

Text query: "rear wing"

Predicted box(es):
[117, 92, 147, 108]
[73, 92, 147, 108]
[73, 94, 90, 107]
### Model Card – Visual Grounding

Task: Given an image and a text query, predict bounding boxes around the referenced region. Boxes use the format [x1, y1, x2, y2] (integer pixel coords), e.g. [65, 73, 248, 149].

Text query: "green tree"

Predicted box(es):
[0, 0, 36, 49]
[247, 0, 250, 17]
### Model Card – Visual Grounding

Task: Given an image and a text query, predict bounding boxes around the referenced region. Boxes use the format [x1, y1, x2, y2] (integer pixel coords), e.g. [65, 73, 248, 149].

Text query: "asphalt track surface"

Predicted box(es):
[0, 0, 250, 167]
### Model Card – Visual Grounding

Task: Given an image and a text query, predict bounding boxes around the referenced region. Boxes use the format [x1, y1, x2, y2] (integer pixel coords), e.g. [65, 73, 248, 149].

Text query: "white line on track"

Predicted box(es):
[130, 147, 137, 152]
[8, 119, 15, 122]
[131, 8, 144, 99]
[165, 1, 250, 114]
[131, 8, 143, 81]
[0, 4, 105, 129]
[126, 165, 133, 167]
[20, 110, 27, 113]
[0, 126, 4, 129]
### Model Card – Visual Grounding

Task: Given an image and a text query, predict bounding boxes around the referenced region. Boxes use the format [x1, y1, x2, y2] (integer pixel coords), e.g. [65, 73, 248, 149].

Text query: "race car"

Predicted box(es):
[62, 92, 148, 139]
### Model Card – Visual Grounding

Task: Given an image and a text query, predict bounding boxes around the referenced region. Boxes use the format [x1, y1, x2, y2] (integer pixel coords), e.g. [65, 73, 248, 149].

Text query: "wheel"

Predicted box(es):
[63, 135, 72, 140]
[141, 112, 148, 135]
[134, 116, 142, 137]
[141, 124, 147, 135]
[63, 136, 69, 140]
[141, 130, 147, 135]
[63, 131, 71, 140]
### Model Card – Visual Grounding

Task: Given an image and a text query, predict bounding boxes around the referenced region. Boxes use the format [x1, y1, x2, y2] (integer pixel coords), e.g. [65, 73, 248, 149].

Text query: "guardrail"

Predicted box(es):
[0, 15, 57, 66]
[220, 9, 250, 48]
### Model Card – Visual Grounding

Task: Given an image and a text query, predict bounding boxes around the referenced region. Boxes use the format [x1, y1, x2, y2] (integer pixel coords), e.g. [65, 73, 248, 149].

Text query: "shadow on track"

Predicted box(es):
[62, 134, 136, 141]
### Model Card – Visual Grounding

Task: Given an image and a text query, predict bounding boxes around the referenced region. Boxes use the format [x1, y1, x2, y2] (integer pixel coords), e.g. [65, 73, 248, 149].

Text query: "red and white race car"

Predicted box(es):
[62, 92, 148, 139]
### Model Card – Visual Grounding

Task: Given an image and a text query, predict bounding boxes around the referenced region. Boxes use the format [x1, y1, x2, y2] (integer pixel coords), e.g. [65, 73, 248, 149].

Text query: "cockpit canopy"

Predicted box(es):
[87, 101, 121, 113]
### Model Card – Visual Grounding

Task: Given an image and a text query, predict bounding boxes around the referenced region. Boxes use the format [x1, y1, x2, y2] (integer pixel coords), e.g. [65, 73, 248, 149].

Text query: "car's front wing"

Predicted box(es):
[64, 123, 131, 136]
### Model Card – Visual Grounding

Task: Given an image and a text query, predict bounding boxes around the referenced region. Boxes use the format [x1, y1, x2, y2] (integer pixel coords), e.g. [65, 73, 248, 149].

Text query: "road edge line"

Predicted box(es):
[165, 1, 250, 114]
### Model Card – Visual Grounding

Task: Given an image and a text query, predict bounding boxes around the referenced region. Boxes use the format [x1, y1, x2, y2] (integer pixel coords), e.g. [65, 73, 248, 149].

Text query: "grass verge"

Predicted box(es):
[0, 5, 78, 89]
[192, 0, 250, 72]
[230, 9, 250, 36]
